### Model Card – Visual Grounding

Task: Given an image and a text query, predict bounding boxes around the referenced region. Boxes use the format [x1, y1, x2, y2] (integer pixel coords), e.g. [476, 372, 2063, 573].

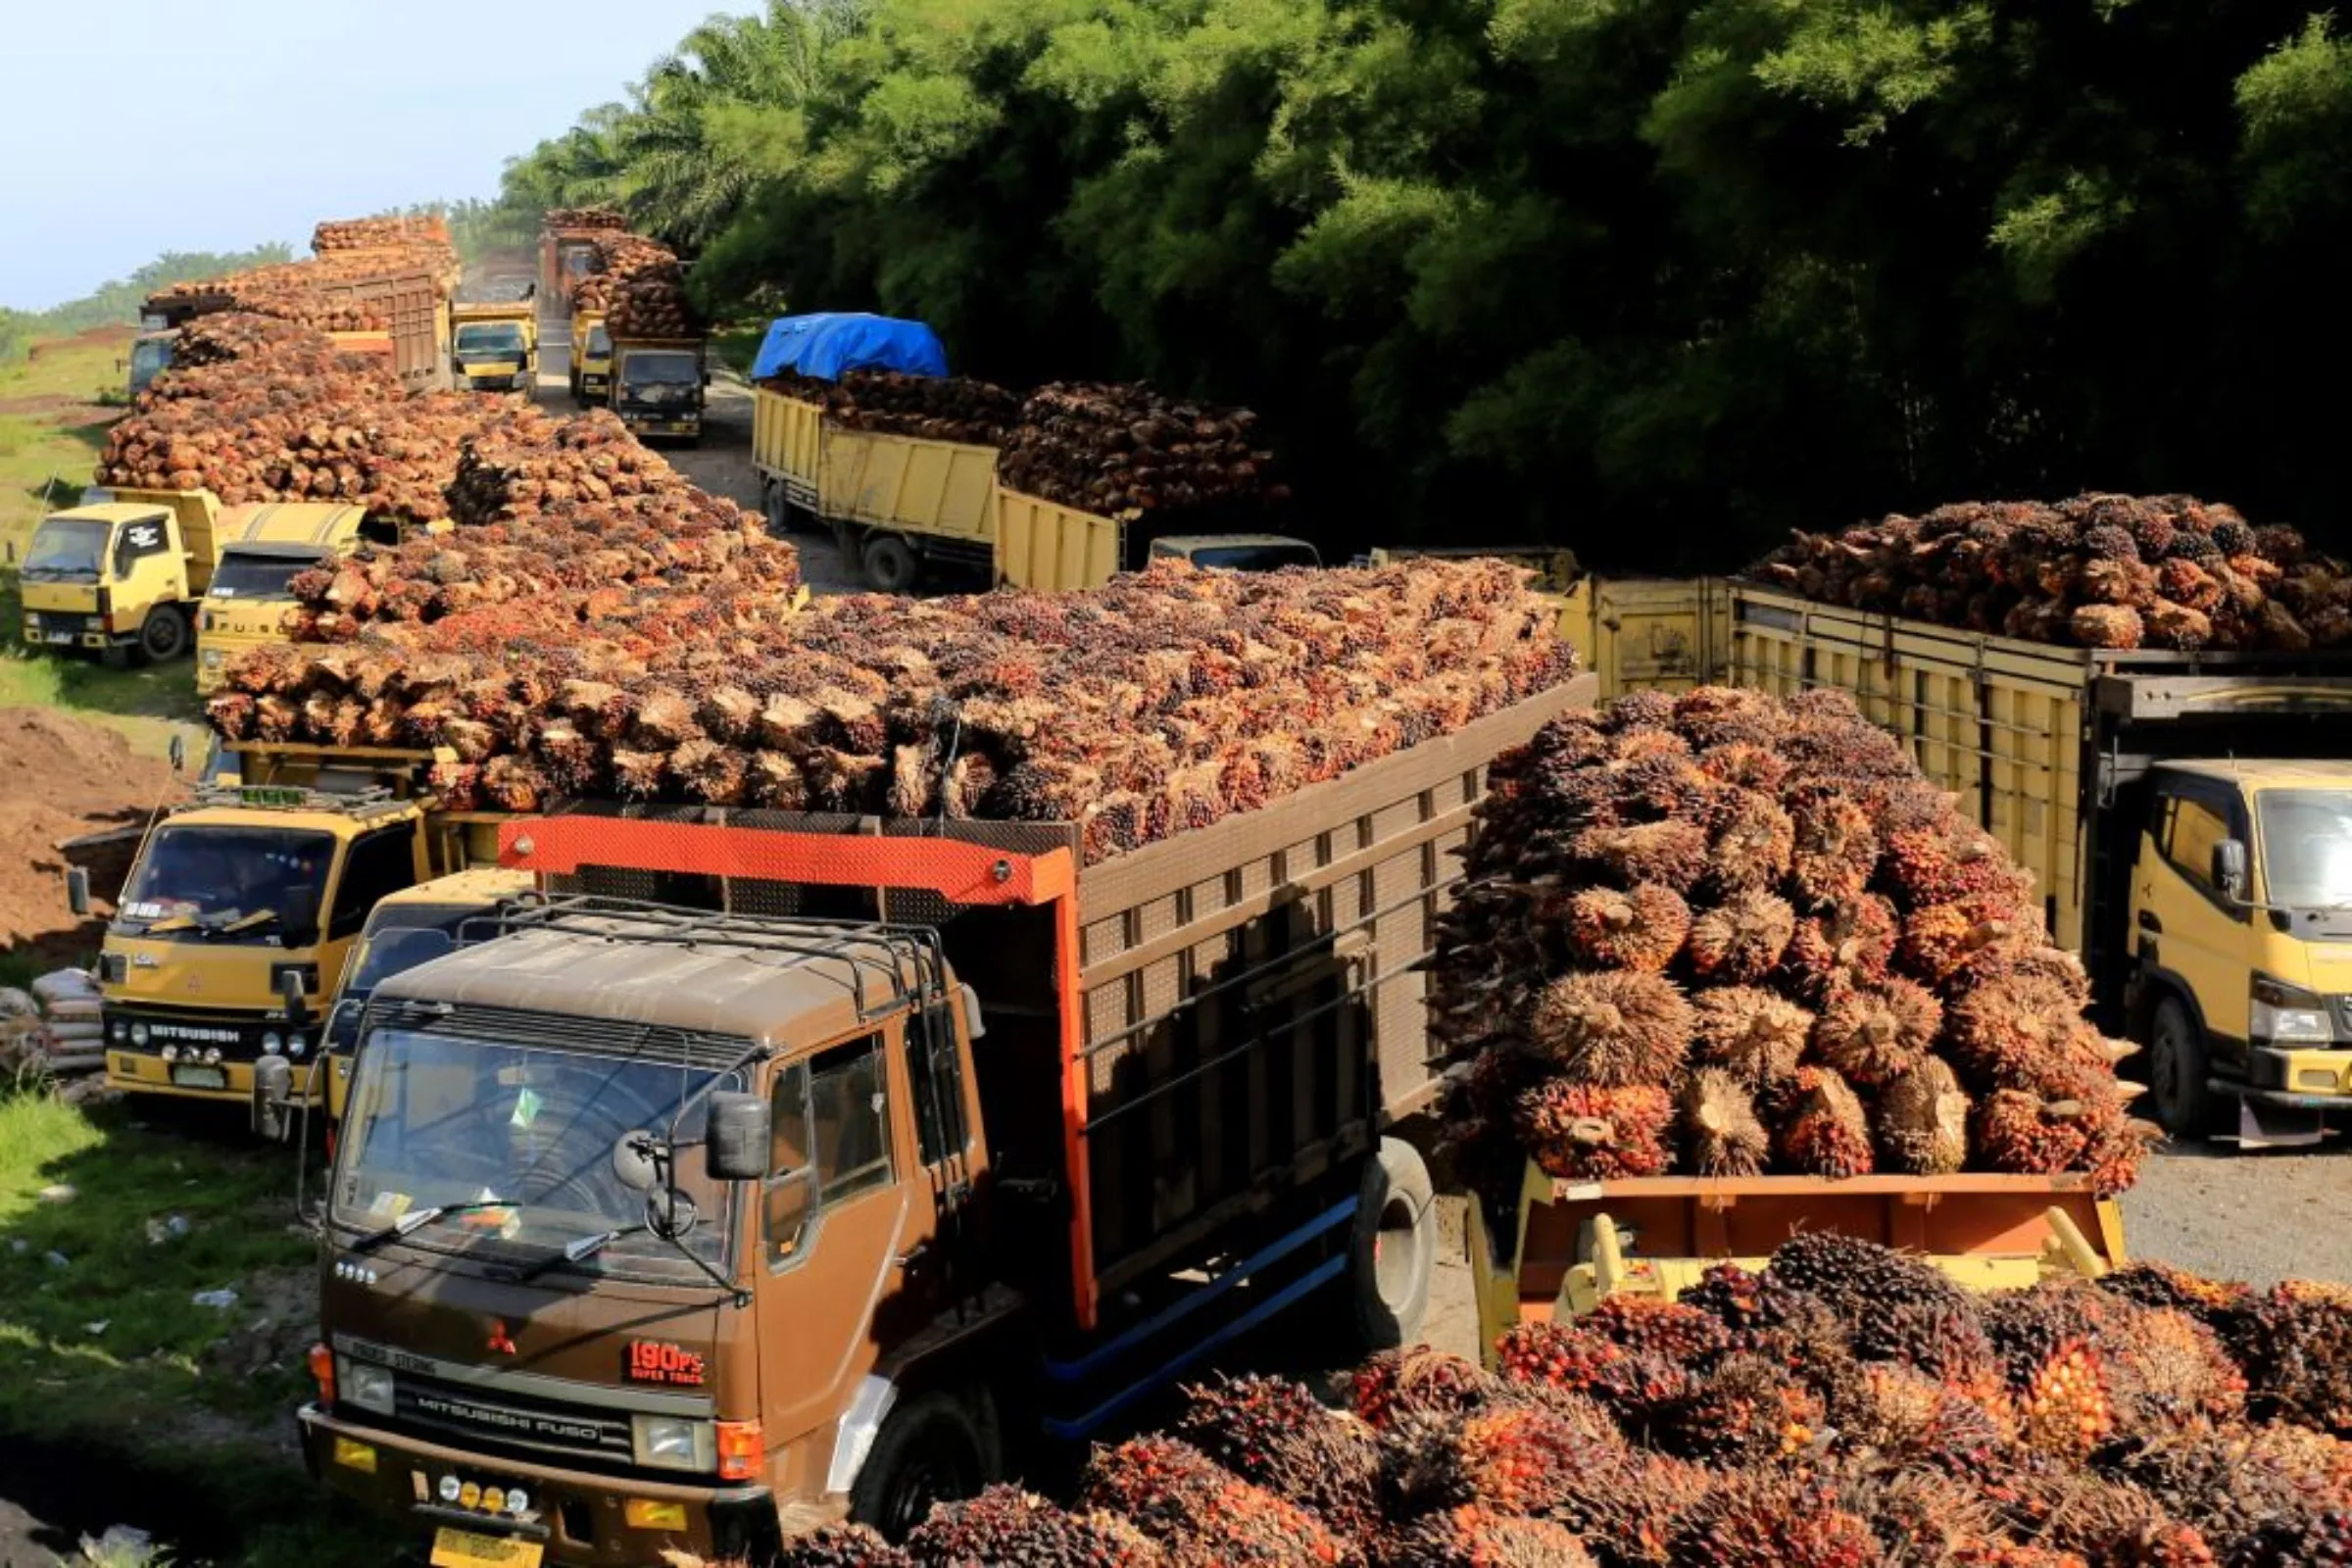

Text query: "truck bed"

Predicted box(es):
[498, 673, 1598, 1328]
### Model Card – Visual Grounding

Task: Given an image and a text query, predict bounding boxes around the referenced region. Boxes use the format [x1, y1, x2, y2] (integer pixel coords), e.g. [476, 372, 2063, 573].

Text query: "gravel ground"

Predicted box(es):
[2120, 1139, 2352, 1287]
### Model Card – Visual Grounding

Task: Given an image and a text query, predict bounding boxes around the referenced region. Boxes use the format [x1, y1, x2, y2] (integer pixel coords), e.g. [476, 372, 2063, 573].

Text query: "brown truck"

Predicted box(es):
[268, 676, 1592, 1564]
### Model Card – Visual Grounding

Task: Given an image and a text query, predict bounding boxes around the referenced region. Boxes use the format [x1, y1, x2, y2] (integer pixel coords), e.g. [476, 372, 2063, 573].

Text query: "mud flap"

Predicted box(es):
[2221, 1086, 2328, 1150]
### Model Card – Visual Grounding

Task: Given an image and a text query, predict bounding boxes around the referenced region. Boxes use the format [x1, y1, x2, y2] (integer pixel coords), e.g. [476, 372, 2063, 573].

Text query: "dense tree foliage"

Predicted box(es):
[488, 0, 2352, 566]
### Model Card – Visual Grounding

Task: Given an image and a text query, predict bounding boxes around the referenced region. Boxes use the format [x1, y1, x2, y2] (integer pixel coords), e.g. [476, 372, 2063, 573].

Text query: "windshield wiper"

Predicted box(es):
[350, 1199, 516, 1253]
[514, 1223, 649, 1283]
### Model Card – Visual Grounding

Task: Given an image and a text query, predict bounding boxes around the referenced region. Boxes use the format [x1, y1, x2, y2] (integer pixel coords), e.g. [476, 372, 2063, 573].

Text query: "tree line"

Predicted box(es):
[484, 0, 2352, 569]
[1, 245, 296, 367]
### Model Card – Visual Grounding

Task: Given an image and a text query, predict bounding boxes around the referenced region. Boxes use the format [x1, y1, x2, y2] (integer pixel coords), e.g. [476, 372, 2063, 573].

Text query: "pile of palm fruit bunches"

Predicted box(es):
[209, 555, 1571, 852]
[1756, 493, 2352, 650]
[1435, 688, 2155, 1204]
[731, 1249, 2352, 1567]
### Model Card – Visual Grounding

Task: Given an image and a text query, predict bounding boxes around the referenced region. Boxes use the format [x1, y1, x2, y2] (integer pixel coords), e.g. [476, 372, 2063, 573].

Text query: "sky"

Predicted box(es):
[0, 0, 754, 313]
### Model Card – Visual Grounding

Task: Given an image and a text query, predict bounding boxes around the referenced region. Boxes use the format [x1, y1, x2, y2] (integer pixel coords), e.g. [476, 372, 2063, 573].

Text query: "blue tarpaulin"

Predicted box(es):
[750, 313, 950, 383]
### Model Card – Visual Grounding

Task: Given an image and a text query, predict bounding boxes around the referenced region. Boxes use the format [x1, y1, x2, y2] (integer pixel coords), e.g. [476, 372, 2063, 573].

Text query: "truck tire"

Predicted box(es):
[863, 535, 921, 594]
[1345, 1137, 1435, 1354]
[2148, 995, 2213, 1137]
[138, 607, 189, 663]
[761, 480, 791, 538]
[849, 1390, 991, 1543]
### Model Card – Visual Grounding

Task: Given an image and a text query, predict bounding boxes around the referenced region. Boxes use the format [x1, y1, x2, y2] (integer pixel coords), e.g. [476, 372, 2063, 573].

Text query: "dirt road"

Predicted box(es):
[531, 310, 861, 595]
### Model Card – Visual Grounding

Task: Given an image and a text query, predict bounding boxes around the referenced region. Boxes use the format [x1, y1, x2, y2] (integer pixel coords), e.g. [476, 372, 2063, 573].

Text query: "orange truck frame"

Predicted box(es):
[283, 676, 1596, 1562]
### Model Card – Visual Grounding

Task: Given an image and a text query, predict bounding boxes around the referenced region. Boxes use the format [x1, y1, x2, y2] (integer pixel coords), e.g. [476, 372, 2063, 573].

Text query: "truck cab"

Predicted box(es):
[1146, 534, 1322, 572]
[19, 489, 219, 664]
[194, 503, 380, 695]
[2128, 760, 2352, 1144]
[297, 902, 993, 1562]
[611, 339, 705, 444]
[452, 307, 538, 395]
[127, 329, 175, 398]
[100, 746, 501, 1110]
[318, 868, 534, 1119]
[569, 313, 612, 407]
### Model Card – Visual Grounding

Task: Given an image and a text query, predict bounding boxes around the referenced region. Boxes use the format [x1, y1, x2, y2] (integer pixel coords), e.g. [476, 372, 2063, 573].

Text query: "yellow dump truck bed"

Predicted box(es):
[995, 487, 1124, 592]
[752, 385, 1000, 546]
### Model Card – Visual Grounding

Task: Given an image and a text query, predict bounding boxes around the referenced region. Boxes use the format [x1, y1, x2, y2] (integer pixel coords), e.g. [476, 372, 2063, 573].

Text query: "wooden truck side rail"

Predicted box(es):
[1467, 1162, 2127, 1366]
[498, 674, 1598, 1334]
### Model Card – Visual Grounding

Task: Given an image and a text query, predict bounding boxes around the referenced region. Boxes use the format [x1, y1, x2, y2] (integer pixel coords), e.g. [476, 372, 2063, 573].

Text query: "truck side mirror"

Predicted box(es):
[706, 1093, 771, 1182]
[169, 733, 186, 773]
[280, 966, 310, 1027]
[2213, 839, 2250, 903]
[65, 868, 91, 917]
[252, 1054, 295, 1142]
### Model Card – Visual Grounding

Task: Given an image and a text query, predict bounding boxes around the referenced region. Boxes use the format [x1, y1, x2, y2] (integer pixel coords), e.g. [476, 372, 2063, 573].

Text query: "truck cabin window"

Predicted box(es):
[129, 337, 172, 387]
[455, 323, 527, 359]
[1162, 542, 1320, 572]
[585, 324, 612, 359]
[327, 828, 419, 940]
[620, 353, 701, 405]
[2163, 796, 2235, 903]
[2258, 791, 2352, 911]
[118, 825, 333, 943]
[208, 550, 313, 601]
[21, 518, 111, 580]
[763, 1034, 893, 1264]
[334, 1031, 737, 1275]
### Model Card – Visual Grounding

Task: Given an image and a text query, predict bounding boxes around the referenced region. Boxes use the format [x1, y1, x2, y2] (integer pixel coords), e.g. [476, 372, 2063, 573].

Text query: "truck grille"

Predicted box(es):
[31, 611, 95, 636]
[390, 1373, 636, 1467]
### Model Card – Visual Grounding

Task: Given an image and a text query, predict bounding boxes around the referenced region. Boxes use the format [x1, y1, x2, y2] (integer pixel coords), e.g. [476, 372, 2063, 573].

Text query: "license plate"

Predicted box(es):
[170, 1064, 227, 1090]
[431, 1529, 543, 1568]
[45, 631, 74, 645]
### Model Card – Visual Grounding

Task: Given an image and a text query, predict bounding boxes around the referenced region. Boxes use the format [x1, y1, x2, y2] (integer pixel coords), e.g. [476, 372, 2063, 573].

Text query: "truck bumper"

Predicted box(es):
[298, 1404, 786, 1568]
[104, 1051, 323, 1106]
[2240, 1045, 2352, 1099]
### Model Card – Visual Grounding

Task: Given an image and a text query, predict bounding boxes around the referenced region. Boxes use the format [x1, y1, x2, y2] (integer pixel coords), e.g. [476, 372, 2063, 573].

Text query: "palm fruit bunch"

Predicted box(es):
[1434, 687, 2153, 1215]
[903, 1485, 1166, 1566]
[1755, 493, 2352, 651]
[215, 554, 1574, 862]
[762, 1250, 2348, 1568]
[997, 381, 1290, 521]
[761, 368, 1024, 446]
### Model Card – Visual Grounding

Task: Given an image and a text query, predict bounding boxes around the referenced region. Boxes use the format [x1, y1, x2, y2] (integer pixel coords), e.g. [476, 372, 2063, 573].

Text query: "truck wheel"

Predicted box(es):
[862, 535, 921, 594]
[138, 607, 189, 663]
[2148, 996, 2212, 1137]
[850, 1391, 990, 1543]
[1345, 1137, 1435, 1354]
[761, 480, 791, 537]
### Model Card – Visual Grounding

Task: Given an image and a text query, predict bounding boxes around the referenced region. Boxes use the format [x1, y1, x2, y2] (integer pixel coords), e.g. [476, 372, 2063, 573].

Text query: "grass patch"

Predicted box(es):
[709, 318, 768, 375]
[0, 1086, 381, 1564]
[0, 332, 126, 562]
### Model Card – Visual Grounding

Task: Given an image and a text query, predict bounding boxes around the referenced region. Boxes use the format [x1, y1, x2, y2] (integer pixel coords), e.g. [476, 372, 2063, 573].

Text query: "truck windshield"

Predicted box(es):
[332, 1028, 736, 1277]
[208, 550, 316, 600]
[1161, 542, 1321, 571]
[21, 517, 110, 580]
[129, 337, 172, 392]
[456, 323, 527, 357]
[620, 352, 699, 404]
[583, 324, 612, 359]
[2259, 791, 2352, 909]
[118, 824, 333, 943]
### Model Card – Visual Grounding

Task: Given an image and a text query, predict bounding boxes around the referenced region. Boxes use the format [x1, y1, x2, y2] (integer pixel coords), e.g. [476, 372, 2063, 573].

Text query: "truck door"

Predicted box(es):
[318, 825, 428, 1015]
[114, 514, 181, 611]
[2132, 780, 2255, 1067]
[754, 1028, 938, 1466]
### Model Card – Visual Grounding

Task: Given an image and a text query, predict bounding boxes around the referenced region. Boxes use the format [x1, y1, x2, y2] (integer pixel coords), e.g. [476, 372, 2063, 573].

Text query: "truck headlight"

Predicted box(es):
[631, 1414, 712, 1472]
[337, 1356, 396, 1416]
[201, 649, 224, 668]
[2252, 973, 2334, 1046]
[261, 1032, 283, 1054]
[129, 1023, 150, 1047]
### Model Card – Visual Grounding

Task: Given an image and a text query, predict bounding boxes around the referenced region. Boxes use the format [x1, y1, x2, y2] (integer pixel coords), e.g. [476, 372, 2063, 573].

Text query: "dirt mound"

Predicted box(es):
[0, 708, 181, 956]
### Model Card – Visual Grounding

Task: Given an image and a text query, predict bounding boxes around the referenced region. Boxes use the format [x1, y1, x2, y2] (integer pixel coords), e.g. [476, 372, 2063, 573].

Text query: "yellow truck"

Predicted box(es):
[611, 334, 707, 444]
[449, 296, 538, 394]
[19, 487, 223, 665]
[94, 741, 513, 1111]
[194, 503, 392, 695]
[568, 309, 612, 407]
[1570, 574, 2352, 1148]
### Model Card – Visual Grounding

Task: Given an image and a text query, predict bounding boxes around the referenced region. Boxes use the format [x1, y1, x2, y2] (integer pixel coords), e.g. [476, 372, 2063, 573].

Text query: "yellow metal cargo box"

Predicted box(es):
[997, 488, 1124, 592]
[1554, 576, 1726, 699]
[819, 426, 997, 542]
[752, 388, 825, 508]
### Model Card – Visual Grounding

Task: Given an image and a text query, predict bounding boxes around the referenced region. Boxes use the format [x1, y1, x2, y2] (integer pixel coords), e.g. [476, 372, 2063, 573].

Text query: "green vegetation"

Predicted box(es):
[0, 245, 294, 366]
[0, 1086, 372, 1565]
[474, 0, 2352, 565]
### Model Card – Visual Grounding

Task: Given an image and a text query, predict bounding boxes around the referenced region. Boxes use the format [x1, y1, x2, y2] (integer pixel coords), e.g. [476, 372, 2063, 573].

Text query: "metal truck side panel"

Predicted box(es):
[1554, 576, 1725, 699]
[995, 488, 1123, 592]
[818, 427, 997, 541]
[1717, 585, 2097, 950]
[751, 390, 824, 507]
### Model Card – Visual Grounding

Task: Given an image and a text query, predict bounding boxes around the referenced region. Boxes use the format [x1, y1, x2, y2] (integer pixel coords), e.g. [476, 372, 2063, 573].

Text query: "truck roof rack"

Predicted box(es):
[453, 893, 955, 1027]
[181, 781, 415, 822]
